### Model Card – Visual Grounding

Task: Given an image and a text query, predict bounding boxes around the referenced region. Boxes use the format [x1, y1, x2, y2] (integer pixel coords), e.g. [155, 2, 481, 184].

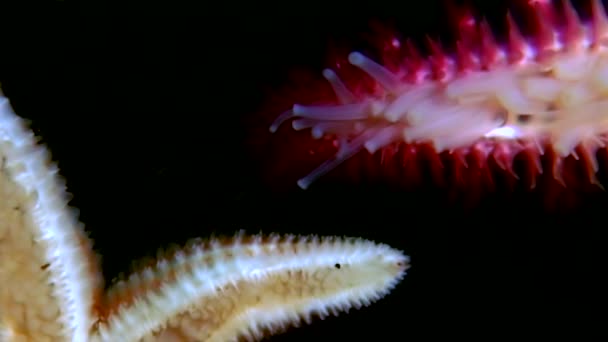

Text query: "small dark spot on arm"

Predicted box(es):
[516, 114, 533, 124]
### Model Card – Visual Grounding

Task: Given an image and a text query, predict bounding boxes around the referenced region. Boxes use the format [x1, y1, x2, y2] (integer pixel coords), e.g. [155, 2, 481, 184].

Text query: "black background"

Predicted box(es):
[1, 0, 607, 340]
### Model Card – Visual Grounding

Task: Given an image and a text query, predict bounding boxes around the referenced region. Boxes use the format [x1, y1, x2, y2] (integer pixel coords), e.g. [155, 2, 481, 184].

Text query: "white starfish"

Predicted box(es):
[0, 90, 409, 341]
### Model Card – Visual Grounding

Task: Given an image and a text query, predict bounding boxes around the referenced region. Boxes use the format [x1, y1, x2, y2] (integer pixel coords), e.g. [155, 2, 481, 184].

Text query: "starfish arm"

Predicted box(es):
[93, 233, 409, 341]
[0, 92, 103, 341]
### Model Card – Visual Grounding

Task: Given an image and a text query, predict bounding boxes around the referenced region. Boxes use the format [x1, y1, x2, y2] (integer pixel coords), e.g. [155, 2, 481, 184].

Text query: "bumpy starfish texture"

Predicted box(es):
[269, 0, 608, 190]
[0, 90, 409, 341]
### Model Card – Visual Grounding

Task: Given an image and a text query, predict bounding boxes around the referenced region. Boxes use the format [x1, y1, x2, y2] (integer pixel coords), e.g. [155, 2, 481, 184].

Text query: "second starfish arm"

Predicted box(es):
[93, 234, 409, 341]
